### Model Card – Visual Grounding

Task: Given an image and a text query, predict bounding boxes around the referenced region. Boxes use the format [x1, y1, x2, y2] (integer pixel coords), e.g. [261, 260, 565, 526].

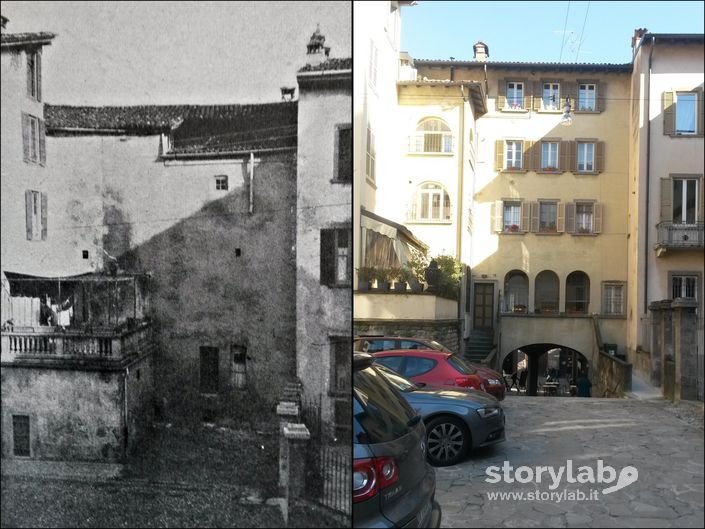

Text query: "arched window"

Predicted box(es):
[566, 271, 590, 314]
[409, 118, 453, 153]
[535, 270, 559, 314]
[504, 270, 528, 313]
[409, 183, 451, 222]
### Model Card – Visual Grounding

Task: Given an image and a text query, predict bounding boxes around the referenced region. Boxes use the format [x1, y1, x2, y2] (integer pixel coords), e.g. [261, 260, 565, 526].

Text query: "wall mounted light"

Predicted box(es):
[560, 97, 573, 126]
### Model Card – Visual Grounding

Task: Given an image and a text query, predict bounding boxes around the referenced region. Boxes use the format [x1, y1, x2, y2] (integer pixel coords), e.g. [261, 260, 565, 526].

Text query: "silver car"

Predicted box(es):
[376, 363, 506, 466]
[353, 353, 442, 528]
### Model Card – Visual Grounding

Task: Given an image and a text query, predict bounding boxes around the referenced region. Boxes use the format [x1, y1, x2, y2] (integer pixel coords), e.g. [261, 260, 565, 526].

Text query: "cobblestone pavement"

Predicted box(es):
[435, 396, 704, 528]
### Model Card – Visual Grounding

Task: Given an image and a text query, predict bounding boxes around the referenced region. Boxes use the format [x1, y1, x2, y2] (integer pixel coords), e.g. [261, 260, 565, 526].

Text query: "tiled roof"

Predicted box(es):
[1, 31, 56, 47]
[298, 57, 352, 72]
[414, 59, 632, 72]
[45, 102, 298, 155]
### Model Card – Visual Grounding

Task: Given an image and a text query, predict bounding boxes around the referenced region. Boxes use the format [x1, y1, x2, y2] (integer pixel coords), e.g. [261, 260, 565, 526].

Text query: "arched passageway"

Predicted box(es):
[501, 344, 589, 396]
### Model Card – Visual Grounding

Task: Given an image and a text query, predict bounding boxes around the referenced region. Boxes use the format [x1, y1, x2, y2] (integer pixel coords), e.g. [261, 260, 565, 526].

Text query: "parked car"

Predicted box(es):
[353, 353, 442, 528]
[371, 349, 485, 392]
[375, 363, 506, 466]
[355, 335, 506, 400]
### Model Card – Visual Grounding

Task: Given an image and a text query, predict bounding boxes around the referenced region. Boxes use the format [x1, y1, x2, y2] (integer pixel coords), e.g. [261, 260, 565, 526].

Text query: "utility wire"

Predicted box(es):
[558, 1, 571, 63]
[574, 1, 591, 62]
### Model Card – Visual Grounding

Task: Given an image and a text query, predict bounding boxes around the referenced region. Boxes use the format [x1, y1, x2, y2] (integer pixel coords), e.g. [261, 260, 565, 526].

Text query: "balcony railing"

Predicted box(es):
[655, 222, 704, 253]
[407, 133, 454, 154]
[1, 321, 153, 363]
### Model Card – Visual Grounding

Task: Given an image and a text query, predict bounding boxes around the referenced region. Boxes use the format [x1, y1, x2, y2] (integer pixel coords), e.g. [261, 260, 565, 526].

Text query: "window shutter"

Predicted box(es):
[521, 202, 530, 232]
[568, 141, 577, 172]
[663, 92, 675, 136]
[593, 203, 603, 234]
[22, 113, 30, 162]
[495, 140, 504, 171]
[37, 51, 42, 102]
[597, 82, 605, 112]
[493, 200, 503, 233]
[25, 190, 33, 240]
[557, 202, 566, 232]
[565, 203, 576, 233]
[529, 202, 539, 233]
[496, 79, 506, 111]
[523, 141, 534, 171]
[660, 178, 672, 223]
[697, 88, 704, 136]
[532, 81, 542, 111]
[26, 51, 32, 97]
[522, 80, 531, 110]
[559, 141, 570, 172]
[320, 229, 334, 285]
[700, 176, 705, 222]
[41, 192, 48, 240]
[39, 119, 46, 166]
[595, 141, 605, 173]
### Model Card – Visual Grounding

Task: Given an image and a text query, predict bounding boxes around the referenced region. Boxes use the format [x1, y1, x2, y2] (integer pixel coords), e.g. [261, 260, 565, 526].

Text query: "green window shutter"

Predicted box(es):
[497, 79, 506, 110]
[320, 229, 334, 285]
[532, 81, 542, 111]
[495, 140, 504, 171]
[25, 190, 33, 240]
[39, 120, 46, 166]
[521, 202, 530, 232]
[529, 202, 539, 233]
[557, 202, 566, 232]
[597, 82, 605, 112]
[660, 178, 672, 223]
[492, 201, 503, 233]
[565, 203, 576, 233]
[663, 91, 675, 136]
[22, 113, 30, 162]
[41, 192, 48, 240]
[595, 141, 605, 173]
[568, 141, 577, 172]
[593, 203, 603, 234]
[37, 51, 42, 102]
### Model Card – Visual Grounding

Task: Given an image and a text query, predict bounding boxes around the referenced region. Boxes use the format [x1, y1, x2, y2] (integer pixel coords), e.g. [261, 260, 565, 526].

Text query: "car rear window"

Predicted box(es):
[374, 355, 404, 373]
[365, 339, 397, 353]
[448, 355, 477, 375]
[354, 365, 416, 444]
[404, 356, 436, 377]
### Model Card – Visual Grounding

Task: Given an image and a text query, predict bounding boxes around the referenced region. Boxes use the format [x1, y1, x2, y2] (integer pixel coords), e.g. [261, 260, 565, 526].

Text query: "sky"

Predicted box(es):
[400, 1, 705, 64]
[1, 1, 351, 105]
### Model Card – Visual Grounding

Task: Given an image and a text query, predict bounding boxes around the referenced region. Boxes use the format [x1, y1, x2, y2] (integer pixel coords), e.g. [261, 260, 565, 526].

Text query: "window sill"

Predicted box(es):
[330, 178, 352, 185]
[574, 171, 600, 176]
[501, 169, 527, 174]
[536, 231, 561, 235]
[538, 169, 562, 174]
[365, 177, 377, 189]
[575, 110, 601, 114]
[537, 109, 562, 114]
[407, 152, 454, 156]
[600, 313, 626, 319]
[572, 232, 597, 237]
[668, 132, 703, 138]
[325, 282, 352, 289]
[501, 231, 525, 235]
[501, 108, 529, 113]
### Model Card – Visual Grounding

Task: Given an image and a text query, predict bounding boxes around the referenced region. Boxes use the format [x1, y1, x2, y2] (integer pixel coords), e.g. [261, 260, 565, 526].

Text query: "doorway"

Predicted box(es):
[473, 282, 494, 330]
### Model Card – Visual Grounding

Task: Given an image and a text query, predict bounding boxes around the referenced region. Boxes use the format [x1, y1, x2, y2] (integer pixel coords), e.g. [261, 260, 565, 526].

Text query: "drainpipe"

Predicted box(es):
[123, 367, 129, 459]
[249, 152, 255, 214]
[643, 37, 655, 314]
[458, 85, 466, 337]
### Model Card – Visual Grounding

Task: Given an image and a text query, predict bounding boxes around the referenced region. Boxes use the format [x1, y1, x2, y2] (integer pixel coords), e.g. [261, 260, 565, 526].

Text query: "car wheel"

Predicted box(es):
[425, 416, 470, 466]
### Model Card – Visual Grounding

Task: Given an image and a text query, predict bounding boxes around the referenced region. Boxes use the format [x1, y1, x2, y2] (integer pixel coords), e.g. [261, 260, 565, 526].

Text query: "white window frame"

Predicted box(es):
[575, 202, 594, 233]
[215, 175, 228, 191]
[541, 141, 559, 170]
[577, 142, 595, 172]
[369, 40, 378, 88]
[411, 118, 453, 154]
[602, 282, 626, 316]
[542, 83, 560, 111]
[27, 49, 41, 101]
[366, 125, 376, 183]
[672, 177, 699, 224]
[671, 274, 698, 300]
[503, 200, 522, 232]
[539, 201, 558, 233]
[675, 92, 697, 135]
[507, 81, 524, 110]
[578, 83, 597, 112]
[505, 140, 523, 169]
[412, 183, 451, 222]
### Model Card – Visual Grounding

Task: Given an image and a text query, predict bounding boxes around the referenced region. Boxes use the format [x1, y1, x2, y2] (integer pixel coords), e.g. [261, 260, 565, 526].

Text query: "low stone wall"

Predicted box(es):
[634, 347, 651, 379]
[663, 360, 676, 401]
[354, 319, 461, 354]
[594, 350, 632, 398]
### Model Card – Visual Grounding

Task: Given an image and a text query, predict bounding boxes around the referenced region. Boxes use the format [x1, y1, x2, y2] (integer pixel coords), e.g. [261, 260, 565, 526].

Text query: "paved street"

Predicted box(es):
[435, 395, 705, 528]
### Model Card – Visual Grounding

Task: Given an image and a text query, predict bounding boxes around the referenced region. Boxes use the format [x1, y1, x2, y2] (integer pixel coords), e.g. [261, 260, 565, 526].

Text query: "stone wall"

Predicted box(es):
[354, 319, 461, 354]
[594, 350, 632, 398]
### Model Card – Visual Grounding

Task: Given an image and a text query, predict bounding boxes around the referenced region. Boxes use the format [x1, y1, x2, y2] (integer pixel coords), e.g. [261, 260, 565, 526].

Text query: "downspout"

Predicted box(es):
[458, 85, 466, 337]
[123, 366, 129, 460]
[643, 37, 655, 314]
[249, 151, 255, 214]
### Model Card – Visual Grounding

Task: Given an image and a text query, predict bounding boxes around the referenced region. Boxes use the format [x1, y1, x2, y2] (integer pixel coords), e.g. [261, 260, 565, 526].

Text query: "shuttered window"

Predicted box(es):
[25, 190, 47, 241]
[320, 227, 352, 287]
[21, 113, 46, 165]
[664, 90, 704, 136]
[27, 49, 41, 101]
[335, 124, 352, 182]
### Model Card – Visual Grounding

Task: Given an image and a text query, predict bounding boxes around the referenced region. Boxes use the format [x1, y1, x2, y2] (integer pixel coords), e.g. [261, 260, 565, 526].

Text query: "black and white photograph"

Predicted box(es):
[1, 1, 351, 527]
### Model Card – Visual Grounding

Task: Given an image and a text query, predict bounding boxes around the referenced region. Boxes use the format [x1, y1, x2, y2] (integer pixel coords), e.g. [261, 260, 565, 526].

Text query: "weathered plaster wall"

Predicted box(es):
[1, 367, 124, 461]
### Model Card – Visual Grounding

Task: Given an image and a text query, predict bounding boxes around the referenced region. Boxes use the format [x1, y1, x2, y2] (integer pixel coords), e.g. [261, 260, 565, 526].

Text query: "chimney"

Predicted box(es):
[1, 15, 8, 32]
[631, 28, 648, 50]
[473, 41, 489, 62]
[305, 23, 328, 67]
[280, 86, 296, 101]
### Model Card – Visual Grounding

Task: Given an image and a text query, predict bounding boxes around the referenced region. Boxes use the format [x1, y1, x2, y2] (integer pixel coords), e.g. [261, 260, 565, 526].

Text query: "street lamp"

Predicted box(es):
[560, 97, 573, 126]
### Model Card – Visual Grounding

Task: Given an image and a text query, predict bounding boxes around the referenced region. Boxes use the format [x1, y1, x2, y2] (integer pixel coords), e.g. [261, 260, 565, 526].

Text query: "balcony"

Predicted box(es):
[1, 320, 153, 364]
[655, 222, 704, 256]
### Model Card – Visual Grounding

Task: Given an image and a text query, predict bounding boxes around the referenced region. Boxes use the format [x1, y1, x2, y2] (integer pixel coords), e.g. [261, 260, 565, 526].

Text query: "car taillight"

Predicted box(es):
[353, 457, 399, 503]
[455, 375, 482, 389]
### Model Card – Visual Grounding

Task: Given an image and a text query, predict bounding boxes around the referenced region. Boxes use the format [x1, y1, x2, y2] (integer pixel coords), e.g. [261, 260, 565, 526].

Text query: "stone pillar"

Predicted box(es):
[671, 298, 698, 402]
[276, 401, 299, 526]
[284, 423, 311, 498]
[648, 301, 665, 386]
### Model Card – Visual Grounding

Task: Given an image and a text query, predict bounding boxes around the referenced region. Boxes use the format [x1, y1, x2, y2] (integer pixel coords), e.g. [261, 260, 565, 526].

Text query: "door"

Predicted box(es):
[473, 282, 494, 329]
[200, 346, 219, 394]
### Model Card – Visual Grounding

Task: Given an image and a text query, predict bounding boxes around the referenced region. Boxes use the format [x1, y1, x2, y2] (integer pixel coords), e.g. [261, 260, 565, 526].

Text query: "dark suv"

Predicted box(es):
[353, 353, 441, 528]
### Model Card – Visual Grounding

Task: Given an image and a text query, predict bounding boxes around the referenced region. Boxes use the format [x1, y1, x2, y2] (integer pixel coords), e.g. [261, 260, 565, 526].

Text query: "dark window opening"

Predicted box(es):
[335, 125, 352, 182]
[82, 250, 89, 259]
[320, 227, 352, 287]
[13, 415, 30, 456]
[200, 346, 219, 394]
[235, 248, 241, 257]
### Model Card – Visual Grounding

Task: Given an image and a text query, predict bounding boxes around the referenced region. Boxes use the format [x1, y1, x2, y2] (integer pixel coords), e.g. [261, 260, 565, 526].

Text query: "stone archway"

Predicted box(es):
[501, 343, 589, 396]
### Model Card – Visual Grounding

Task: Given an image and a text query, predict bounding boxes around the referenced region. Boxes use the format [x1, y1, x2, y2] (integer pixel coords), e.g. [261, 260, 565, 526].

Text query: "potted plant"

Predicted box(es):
[390, 267, 408, 292]
[357, 267, 376, 291]
[375, 268, 393, 291]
